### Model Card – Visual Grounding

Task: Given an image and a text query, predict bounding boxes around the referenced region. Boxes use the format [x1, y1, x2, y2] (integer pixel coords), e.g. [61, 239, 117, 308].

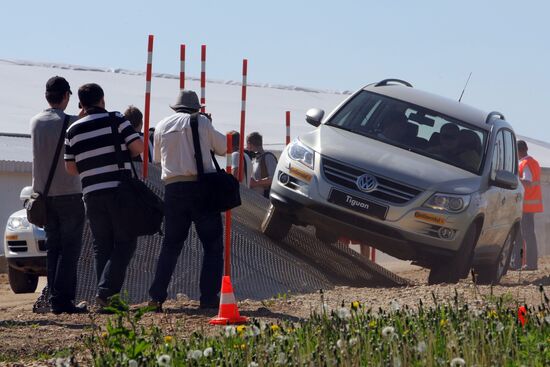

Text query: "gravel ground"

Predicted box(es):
[0, 257, 548, 366]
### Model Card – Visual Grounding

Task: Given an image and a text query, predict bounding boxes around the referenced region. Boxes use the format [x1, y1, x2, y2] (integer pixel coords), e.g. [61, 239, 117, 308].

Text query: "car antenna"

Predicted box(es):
[458, 72, 472, 103]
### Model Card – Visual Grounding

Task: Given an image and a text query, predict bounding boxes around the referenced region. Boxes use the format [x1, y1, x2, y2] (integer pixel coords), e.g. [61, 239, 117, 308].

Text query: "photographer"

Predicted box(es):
[148, 90, 227, 311]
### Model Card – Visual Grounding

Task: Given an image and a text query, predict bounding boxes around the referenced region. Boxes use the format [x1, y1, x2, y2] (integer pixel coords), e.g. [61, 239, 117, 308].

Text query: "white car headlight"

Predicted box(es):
[7, 216, 31, 231]
[424, 193, 471, 213]
[288, 139, 315, 169]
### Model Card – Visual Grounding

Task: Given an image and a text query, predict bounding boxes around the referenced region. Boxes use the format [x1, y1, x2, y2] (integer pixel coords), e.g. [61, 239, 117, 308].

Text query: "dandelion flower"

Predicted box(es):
[225, 326, 236, 337]
[276, 352, 287, 365]
[128, 360, 138, 367]
[369, 320, 377, 328]
[157, 354, 171, 367]
[237, 325, 246, 334]
[416, 341, 427, 353]
[349, 337, 358, 346]
[440, 319, 448, 327]
[495, 322, 504, 332]
[203, 347, 213, 357]
[337, 307, 351, 319]
[390, 300, 401, 312]
[187, 350, 202, 360]
[248, 362, 259, 367]
[101, 332, 108, 339]
[487, 310, 498, 319]
[351, 301, 360, 310]
[336, 339, 345, 349]
[271, 324, 280, 332]
[164, 335, 173, 344]
[241, 343, 247, 350]
[450, 357, 466, 367]
[381, 326, 395, 338]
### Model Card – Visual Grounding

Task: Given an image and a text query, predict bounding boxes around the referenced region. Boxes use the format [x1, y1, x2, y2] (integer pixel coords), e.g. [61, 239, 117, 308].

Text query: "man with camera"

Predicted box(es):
[30, 76, 86, 314]
[148, 90, 227, 311]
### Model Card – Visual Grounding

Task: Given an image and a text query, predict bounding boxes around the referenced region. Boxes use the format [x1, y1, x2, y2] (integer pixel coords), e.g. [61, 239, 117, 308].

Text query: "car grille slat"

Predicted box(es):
[322, 157, 422, 204]
[7, 240, 28, 253]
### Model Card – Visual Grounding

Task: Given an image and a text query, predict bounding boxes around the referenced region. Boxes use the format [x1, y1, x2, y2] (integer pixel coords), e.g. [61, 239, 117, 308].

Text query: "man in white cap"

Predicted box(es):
[148, 90, 227, 311]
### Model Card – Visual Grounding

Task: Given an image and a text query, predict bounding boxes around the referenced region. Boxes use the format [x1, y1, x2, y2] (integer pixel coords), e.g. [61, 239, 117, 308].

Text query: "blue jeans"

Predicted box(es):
[149, 181, 223, 304]
[84, 190, 138, 300]
[44, 194, 85, 309]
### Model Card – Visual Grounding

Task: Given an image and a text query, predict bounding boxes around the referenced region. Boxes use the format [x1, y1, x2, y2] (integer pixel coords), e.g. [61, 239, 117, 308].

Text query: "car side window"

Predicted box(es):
[491, 131, 505, 180]
[502, 130, 516, 174]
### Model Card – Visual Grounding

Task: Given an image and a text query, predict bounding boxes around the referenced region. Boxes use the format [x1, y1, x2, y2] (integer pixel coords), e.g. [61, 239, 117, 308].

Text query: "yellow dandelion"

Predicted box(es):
[240, 343, 246, 350]
[236, 325, 246, 334]
[351, 301, 360, 310]
[369, 320, 377, 328]
[271, 324, 280, 332]
[440, 319, 448, 327]
[286, 328, 294, 333]
[164, 335, 173, 344]
[101, 332, 108, 339]
[487, 310, 498, 319]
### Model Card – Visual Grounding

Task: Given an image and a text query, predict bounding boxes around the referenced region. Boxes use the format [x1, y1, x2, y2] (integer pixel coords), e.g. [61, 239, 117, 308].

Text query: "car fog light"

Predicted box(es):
[438, 227, 455, 240]
[279, 172, 290, 185]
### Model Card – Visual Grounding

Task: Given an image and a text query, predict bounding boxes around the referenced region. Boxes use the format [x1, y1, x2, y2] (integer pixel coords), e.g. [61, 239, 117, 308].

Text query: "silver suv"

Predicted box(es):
[261, 79, 523, 284]
[3, 186, 46, 293]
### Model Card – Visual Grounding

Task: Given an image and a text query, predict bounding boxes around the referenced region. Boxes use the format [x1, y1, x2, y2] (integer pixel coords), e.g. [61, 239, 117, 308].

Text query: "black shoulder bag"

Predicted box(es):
[25, 115, 70, 227]
[109, 113, 164, 236]
[190, 113, 241, 213]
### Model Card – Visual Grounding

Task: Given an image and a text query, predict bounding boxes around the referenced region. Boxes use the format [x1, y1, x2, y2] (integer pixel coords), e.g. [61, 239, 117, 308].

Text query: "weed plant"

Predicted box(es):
[85, 292, 550, 366]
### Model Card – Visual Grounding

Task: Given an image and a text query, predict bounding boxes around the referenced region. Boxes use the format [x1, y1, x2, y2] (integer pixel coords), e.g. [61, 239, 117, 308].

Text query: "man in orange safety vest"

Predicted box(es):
[511, 140, 543, 270]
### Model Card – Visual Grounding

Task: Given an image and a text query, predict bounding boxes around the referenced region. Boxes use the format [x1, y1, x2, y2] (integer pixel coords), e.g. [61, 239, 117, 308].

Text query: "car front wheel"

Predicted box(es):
[261, 204, 292, 241]
[8, 266, 38, 294]
[428, 224, 478, 284]
[475, 228, 516, 285]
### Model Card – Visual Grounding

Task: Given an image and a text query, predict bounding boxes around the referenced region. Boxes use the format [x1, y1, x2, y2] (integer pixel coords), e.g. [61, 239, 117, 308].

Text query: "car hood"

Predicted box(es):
[301, 125, 482, 193]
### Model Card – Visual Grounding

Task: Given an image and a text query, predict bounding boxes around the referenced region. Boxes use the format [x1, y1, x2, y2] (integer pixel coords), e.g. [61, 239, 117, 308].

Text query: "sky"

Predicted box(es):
[2, 0, 550, 142]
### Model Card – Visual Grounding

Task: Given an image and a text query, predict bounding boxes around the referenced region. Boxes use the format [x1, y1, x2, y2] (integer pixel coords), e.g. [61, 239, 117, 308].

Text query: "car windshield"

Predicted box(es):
[325, 90, 487, 174]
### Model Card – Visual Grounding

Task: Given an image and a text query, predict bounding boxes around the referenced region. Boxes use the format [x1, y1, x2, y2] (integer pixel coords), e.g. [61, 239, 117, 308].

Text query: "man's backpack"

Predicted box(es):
[257, 152, 278, 198]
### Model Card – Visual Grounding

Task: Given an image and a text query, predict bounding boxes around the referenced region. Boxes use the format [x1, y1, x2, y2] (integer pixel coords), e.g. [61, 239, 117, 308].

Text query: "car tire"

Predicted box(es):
[428, 224, 478, 285]
[261, 204, 292, 241]
[8, 266, 38, 294]
[475, 228, 516, 285]
[315, 227, 339, 245]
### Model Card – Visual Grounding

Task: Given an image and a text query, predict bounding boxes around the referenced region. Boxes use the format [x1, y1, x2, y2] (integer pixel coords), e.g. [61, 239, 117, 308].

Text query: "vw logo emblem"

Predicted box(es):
[356, 174, 378, 193]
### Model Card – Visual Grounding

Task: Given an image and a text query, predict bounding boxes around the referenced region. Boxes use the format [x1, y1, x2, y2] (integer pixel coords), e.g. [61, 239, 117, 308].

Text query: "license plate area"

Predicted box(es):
[328, 189, 388, 220]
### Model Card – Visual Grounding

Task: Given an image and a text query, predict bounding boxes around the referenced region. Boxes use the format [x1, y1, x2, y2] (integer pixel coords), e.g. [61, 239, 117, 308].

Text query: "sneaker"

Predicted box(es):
[147, 300, 163, 313]
[52, 301, 88, 315]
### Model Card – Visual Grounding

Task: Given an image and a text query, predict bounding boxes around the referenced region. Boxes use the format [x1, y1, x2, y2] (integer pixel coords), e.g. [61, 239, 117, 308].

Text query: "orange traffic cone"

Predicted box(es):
[209, 276, 248, 325]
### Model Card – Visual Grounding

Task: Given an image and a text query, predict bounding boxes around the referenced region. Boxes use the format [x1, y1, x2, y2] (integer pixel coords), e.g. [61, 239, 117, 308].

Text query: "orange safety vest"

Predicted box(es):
[519, 156, 544, 213]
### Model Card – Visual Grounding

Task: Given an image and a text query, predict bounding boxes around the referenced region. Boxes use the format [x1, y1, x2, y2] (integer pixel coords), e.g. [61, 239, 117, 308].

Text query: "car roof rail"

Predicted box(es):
[374, 79, 413, 88]
[485, 111, 506, 124]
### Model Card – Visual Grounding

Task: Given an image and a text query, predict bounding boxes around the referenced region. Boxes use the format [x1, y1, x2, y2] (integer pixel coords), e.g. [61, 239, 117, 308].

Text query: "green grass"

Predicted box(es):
[83, 293, 550, 366]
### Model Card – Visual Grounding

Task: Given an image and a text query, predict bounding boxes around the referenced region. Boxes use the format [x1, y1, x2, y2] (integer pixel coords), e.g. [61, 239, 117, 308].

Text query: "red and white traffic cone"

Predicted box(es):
[209, 276, 248, 325]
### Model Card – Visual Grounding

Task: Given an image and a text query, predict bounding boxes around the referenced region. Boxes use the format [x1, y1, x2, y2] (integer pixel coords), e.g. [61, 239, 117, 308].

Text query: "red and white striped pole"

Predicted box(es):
[142, 34, 154, 178]
[200, 45, 206, 113]
[237, 59, 248, 183]
[285, 111, 291, 146]
[224, 134, 233, 276]
[179, 44, 186, 90]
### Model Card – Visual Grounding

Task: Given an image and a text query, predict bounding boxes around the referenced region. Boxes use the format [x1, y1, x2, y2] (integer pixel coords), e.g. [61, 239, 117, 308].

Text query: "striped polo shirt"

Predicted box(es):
[64, 107, 141, 195]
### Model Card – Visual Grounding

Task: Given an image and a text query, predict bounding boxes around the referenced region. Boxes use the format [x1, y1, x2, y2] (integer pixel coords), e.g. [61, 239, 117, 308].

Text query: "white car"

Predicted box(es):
[3, 187, 46, 293]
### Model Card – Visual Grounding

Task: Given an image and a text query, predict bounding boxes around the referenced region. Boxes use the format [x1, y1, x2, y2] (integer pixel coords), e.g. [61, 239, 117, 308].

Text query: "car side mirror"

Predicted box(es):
[491, 170, 518, 190]
[305, 108, 324, 127]
[19, 186, 33, 201]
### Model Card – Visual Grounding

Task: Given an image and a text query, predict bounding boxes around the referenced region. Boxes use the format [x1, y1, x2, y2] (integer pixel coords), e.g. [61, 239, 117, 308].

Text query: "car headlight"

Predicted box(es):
[7, 216, 31, 231]
[288, 139, 315, 169]
[424, 193, 471, 213]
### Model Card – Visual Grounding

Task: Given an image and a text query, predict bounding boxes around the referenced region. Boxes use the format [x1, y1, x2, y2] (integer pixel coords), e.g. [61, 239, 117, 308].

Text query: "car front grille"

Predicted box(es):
[7, 240, 28, 253]
[321, 157, 422, 204]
